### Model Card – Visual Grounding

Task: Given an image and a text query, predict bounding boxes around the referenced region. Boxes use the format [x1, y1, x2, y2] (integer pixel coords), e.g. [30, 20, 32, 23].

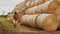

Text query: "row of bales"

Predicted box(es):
[7, 0, 60, 31]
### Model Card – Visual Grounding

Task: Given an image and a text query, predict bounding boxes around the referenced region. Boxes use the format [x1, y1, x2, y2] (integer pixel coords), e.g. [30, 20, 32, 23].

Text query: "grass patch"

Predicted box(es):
[0, 17, 14, 30]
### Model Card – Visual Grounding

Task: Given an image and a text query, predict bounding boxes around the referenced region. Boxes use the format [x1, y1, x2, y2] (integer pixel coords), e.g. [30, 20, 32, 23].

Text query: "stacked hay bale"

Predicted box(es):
[25, 0, 52, 14]
[21, 14, 58, 31]
[7, 0, 60, 31]
[7, 0, 50, 23]
[9, 0, 50, 15]
[25, 0, 52, 8]
[10, 0, 44, 14]
[25, 0, 60, 16]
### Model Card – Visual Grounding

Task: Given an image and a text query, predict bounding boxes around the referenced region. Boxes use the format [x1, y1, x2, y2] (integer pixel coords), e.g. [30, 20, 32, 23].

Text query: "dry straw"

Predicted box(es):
[21, 14, 58, 31]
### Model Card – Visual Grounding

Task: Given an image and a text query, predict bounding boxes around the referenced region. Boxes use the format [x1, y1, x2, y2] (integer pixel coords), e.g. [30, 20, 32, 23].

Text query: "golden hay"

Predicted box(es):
[21, 14, 58, 31]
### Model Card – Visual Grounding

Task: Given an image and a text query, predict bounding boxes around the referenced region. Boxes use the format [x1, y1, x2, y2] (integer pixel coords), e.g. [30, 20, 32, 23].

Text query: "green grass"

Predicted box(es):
[0, 17, 40, 31]
[0, 17, 14, 30]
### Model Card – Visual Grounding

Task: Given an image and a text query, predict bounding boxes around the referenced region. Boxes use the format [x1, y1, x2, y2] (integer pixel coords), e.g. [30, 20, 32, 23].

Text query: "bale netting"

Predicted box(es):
[20, 14, 58, 31]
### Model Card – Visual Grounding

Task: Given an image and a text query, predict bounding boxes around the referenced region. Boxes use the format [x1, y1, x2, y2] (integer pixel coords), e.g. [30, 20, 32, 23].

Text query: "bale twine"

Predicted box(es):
[21, 14, 39, 27]
[21, 14, 58, 31]
[36, 14, 58, 31]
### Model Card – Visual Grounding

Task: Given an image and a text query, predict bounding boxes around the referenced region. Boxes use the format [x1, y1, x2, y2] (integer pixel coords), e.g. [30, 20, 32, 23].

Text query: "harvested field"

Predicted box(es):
[0, 17, 60, 34]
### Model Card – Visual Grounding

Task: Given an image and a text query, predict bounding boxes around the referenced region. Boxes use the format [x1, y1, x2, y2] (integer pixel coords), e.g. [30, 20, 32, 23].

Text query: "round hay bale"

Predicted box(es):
[57, 15, 60, 28]
[36, 14, 58, 31]
[54, 0, 60, 6]
[25, 4, 42, 14]
[20, 15, 30, 25]
[48, 0, 60, 16]
[25, 0, 53, 14]
[21, 14, 39, 27]
[25, 7, 40, 14]
[21, 14, 58, 31]
[41, 0, 53, 13]
[25, 0, 60, 16]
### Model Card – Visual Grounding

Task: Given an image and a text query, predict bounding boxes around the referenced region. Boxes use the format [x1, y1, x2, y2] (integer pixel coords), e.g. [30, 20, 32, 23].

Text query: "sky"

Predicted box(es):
[0, 0, 24, 15]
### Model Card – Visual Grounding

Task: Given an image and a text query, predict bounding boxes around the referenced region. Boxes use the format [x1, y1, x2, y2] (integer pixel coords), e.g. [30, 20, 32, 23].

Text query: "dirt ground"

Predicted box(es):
[14, 24, 60, 34]
[0, 17, 60, 34]
[0, 23, 60, 34]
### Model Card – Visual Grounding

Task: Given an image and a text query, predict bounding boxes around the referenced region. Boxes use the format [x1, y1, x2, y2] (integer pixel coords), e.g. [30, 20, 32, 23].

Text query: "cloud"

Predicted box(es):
[0, 5, 12, 15]
[0, 0, 24, 15]
[0, 0, 24, 7]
